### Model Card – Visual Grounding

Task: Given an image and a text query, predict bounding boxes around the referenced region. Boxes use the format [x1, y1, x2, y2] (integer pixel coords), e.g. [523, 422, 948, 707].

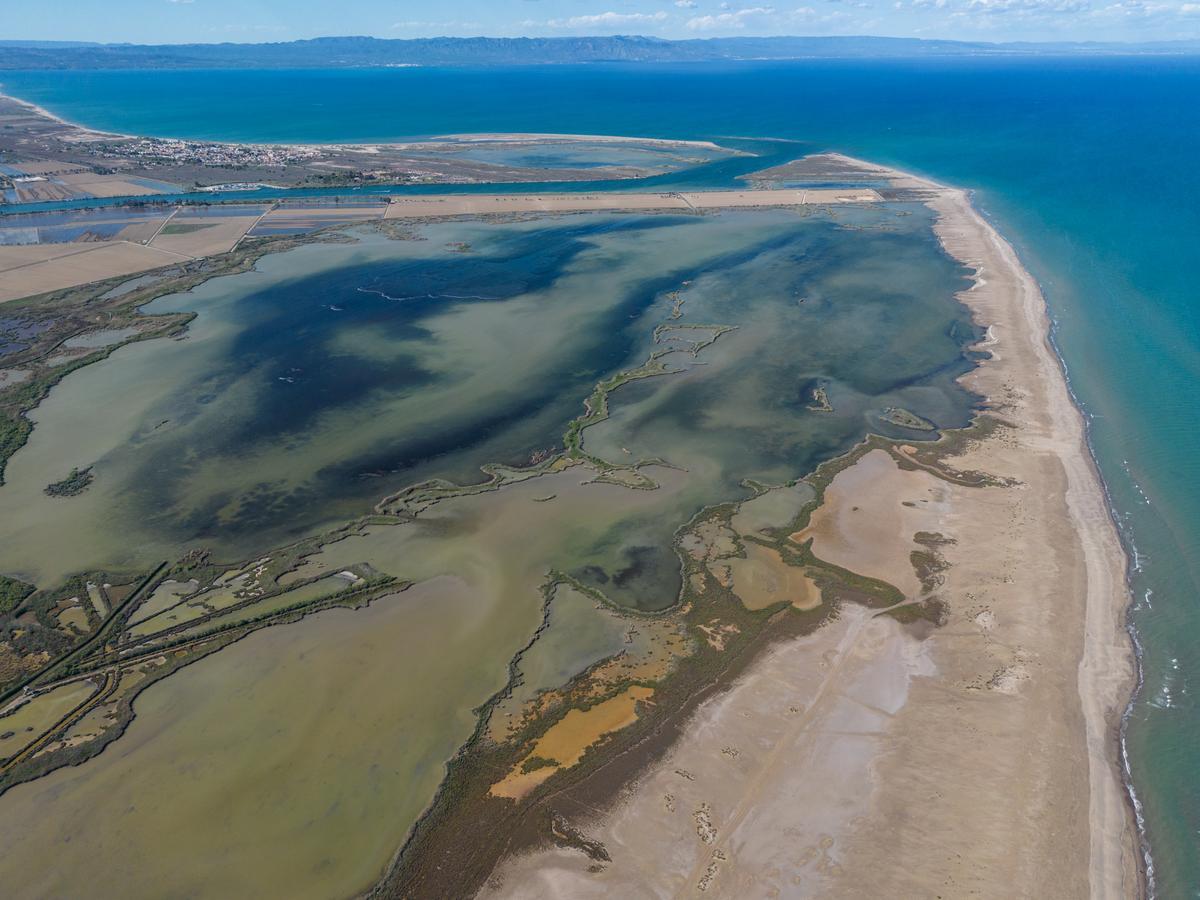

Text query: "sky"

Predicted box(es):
[6, 0, 1200, 45]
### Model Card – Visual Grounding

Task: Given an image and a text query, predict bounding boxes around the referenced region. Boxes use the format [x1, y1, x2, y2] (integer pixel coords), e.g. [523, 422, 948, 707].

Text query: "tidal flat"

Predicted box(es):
[0, 199, 984, 898]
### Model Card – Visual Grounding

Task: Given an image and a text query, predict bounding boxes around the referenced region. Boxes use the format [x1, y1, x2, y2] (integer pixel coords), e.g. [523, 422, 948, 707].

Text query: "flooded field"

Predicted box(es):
[0, 200, 981, 898]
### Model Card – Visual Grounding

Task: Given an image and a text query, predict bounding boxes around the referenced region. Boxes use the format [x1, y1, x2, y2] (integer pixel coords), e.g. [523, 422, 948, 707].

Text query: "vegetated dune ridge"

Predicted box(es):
[481, 155, 1141, 898]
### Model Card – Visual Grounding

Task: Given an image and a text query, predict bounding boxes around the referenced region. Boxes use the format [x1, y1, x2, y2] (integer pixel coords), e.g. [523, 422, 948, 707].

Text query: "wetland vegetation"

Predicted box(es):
[0, 197, 985, 898]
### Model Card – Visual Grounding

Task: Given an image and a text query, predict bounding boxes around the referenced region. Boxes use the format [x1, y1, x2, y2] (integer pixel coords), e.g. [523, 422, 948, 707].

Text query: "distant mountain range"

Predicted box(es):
[2, 35, 1200, 69]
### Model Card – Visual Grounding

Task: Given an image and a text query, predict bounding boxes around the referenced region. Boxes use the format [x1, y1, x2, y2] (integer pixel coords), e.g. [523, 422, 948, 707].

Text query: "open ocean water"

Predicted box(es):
[3, 59, 1199, 895]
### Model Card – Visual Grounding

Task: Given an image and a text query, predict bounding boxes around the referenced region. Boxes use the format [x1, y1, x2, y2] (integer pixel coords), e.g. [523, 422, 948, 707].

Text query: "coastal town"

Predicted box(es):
[0, 92, 738, 203]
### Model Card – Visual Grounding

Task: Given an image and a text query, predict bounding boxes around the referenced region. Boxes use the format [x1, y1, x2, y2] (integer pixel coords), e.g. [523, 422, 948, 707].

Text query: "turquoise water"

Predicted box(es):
[3, 60, 1199, 894]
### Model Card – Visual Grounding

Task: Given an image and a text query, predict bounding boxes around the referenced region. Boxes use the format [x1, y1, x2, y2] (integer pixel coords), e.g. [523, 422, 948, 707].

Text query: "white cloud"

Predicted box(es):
[685, 5, 777, 28]
[967, 0, 1089, 12]
[546, 11, 670, 28]
[1106, 0, 1200, 13]
[675, 0, 699, 7]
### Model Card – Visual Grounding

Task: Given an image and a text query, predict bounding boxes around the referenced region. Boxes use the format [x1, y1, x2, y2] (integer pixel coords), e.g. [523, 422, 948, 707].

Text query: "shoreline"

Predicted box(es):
[480, 155, 1143, 897]
[0, 89, 137, 141]
[961, 191, 1139, 896]
[0, 142, 1145, 895]
[1012, 209, 1156, 895]
[951, 181, 1149, 898]
[870, 153, 1142, 896]
[0, 88, 732, 152]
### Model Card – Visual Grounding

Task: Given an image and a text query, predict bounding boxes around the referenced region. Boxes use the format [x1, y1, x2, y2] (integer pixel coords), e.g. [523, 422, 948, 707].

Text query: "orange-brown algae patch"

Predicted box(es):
[489, 685, 654, 801]
[488, 767, 558, 801]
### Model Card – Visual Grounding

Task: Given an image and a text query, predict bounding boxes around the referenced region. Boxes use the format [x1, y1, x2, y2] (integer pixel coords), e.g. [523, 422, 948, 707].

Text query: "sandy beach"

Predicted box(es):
[481, 157, 1141, 898]
[0, 89, 133, 141]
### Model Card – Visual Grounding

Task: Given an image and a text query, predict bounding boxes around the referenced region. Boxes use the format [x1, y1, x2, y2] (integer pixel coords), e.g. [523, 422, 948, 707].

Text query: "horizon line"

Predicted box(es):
[5, 33, 1200, 49]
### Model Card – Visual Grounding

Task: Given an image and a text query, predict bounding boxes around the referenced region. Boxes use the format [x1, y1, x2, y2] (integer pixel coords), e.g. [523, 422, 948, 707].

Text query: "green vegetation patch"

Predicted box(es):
[44, 467, 94, 498]
[519, 755, 557, 774]
[0, 413, 31, 485]
[881, 406, 936, 431]
[159, 222, 215, 235]
[0, 575, 35, 615]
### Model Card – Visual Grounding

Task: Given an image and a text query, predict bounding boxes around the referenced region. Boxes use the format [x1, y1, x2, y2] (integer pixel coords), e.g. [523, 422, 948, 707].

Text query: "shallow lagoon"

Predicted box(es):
[0, 204, 981, 898]
[0, 213, 785, 583]
[0, 206, 976, 589]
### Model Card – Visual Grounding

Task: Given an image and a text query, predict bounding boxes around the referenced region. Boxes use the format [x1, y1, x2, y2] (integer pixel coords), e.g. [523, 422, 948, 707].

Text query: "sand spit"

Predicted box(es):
[431, 133, 734, 152]
[382, 188, 879, 219]
[0, 183, 872, 304]
[482, 156, 1139, 898]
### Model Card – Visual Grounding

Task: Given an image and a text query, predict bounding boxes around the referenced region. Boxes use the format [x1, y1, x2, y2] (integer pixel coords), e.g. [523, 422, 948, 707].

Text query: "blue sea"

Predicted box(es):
[3, 59, 1199, 894]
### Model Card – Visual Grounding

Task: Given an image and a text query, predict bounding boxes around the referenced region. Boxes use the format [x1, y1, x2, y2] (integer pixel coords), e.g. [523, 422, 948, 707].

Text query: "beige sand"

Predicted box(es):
[149, 216, 262, 257]
[790, 448, 949, 600]
[52, 174, 174, 198]
[680, 188, 879, 208]
[383, 188, 878, 220]
[482, 606, 932, 897]
[0, 242, 184, 303]
[482, 157, 1139, 899]
[432, 133, 733, 152]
